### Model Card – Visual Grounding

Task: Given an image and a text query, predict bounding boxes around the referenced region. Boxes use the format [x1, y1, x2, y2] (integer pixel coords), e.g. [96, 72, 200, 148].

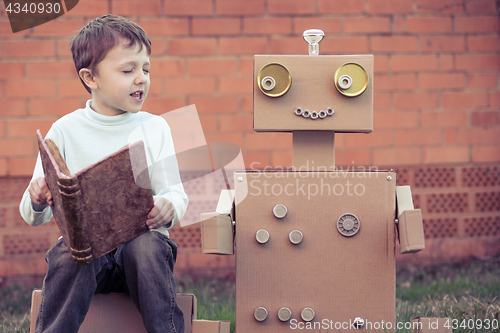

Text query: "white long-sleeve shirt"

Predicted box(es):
[20, 100, 188, 238]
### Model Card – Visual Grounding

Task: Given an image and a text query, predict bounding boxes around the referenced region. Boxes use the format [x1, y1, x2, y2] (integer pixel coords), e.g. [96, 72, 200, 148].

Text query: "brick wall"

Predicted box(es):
[0, 0, 499, 284]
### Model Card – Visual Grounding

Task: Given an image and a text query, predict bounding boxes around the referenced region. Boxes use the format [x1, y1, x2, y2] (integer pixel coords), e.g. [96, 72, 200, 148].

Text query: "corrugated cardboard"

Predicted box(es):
[201, 213, 234, 255]
[192, 320, 231, 333]
[292, 131, 335, 170]
[215, 190, 235, 219]
[30, 290, 197, 333]
[234, 170, 396, 333]
[411, 317, 453, 333]
[253, 55, 373, 133]
[396, 186, 425, 254]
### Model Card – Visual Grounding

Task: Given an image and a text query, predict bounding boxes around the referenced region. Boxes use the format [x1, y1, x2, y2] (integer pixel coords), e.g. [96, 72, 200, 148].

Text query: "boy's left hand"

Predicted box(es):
[147, 196, 175, 229]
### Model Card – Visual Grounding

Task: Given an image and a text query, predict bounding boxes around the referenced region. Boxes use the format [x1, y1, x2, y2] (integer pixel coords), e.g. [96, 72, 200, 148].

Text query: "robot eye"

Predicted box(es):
[257, 63, 292, 97]
[334, 62, 369, 97]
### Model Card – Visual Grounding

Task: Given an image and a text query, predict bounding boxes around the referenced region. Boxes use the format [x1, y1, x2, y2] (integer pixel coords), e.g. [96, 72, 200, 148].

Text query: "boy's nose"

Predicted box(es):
[135, 71, 148, 85]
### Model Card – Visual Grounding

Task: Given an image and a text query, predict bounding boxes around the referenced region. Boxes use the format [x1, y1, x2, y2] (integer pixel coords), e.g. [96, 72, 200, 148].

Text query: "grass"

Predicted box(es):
[1, 259, 499, 333]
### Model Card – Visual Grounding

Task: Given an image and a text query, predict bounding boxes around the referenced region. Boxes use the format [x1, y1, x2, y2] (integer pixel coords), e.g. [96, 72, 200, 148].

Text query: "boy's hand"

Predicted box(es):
[29, 177, 53, 206]
[147, 196, 175, 230]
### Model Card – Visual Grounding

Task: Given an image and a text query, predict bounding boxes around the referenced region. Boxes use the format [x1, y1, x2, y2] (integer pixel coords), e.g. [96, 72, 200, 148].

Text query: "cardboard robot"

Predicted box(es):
[202, 30, 426, 333]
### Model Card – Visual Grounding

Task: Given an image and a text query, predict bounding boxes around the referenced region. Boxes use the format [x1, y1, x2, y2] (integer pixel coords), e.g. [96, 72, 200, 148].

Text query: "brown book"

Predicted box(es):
[36, 130, 154, 265]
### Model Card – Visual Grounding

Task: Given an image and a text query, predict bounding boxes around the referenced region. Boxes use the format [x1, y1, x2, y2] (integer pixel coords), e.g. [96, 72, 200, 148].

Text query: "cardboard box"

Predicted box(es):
[234, 170, 396, 333]
[292, 131, 335, 170]
[30, 290, 197, 333]
[201, 190, 235, 255]
[396, 186, 425, 254]
[253, 55, 373, 133]
[411, 317, 453, 333]
[192, 320, 231, 333]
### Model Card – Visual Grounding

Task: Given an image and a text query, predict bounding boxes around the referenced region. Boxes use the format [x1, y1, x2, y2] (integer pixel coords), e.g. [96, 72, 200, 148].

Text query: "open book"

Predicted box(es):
[36, 130, 154, 265]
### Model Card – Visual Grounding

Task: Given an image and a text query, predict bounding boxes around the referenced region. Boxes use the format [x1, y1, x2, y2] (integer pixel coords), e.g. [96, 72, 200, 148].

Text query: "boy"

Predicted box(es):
[19, 15, 188, 333]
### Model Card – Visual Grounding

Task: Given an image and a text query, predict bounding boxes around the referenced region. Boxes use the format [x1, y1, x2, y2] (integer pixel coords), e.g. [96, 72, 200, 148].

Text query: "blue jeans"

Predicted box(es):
[35, 231, 185, 333]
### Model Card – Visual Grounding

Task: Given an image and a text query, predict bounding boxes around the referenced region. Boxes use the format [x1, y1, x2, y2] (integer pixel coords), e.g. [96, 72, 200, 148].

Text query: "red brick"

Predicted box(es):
[2, 99, 27, 116]
[219, 115, 253, 132]
[6, 81, 56, 98]
[423, 147, 469, 164]
[64, 0, 108, 17]
[445, 129, 458, 145]
[216, 0, 265, 15]
[376, 74, 416, 91]
[293, 17, 342, 34]
[142, 98, 187, 116]
[321, 36, 369, 54]
[0, 63, 25, 79]
[393, 17, 405, 33]
[244, 152, 271, 169]
[0, 139, 34, 156]
[205, 134, 243, 148]
[268, 0, 315, 14]
[199, 116, 218, 133]
[344, 17, 391, 34]
[59, 80, 92, 98]
[188, 58, 237, 76]
[374, 55, 389, 73]
[318, 0, 365, 13]
[139, 18, 189, 36]
[244, 18, 292, 35]
[391, 55, 438, 72]
[439, 54, 454, 71]
[416, 0, 464, 14]
[458, 129, 500, 145]
[28, 61, 76, 78]
[9, 158, 36, 176]
[242, 95, 253, 112]
[396, 130, 441, 146]
[468, 35, 500, 52]
[455, 17, 500, 33]
[420, 36, 465, 52]
[374, 111, 419, 129]
[220, 37, 267, 55]
[193, 18, 241, 36]
[394, 92, 439, 109]
[148, 78, 163, 97]
[371, 36, 417, 53]
[58, 40, 72, 58]
[335, 150, 371, 166]
[4, 41, 56, 58]
[373, 148, 421, 166]
[443, 92, 489, 108]
[245, 132, 292, 151]
[164, 0, 213, 16]
[0, 159, 6, 176]
[472, 146, 500, 163]
[189, 97, 238, 114]
[32, 19, 85, 37]
[150, 38, 166, 56]
[419, 73, 465, 90]
[165, 78, 215, 95]
[369, 0, 414, 14]
[111, 0, 161, 15]
[466, 0, 498, 14]
[467, 73, 498, 89]
[421, 111, 467, 128]
[490, 92, 500, 107]
[406, 17, 452, 33]
[345, 131, 393, 148]
[270, 37, 310, 54]
[271, 151, 291, 168]
[153, 59, 185, 76]
[374, 93, 391, 110]
[168, 38, 217, 56]
[30, 99, 86, 116]
[0, 21, 29, 37]
[8, 119, 54, 138]
[218, 77, 253, 94]
[240, 58, 254, 75]
[471, 111, 500, 127]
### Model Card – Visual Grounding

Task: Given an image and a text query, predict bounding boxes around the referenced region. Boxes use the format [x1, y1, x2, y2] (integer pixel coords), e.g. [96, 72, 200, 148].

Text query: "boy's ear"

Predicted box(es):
[79, 68, 98, 90]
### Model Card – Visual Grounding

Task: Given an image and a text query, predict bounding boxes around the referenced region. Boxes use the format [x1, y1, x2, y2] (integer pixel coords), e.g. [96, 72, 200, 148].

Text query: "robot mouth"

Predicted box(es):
[294, 107, 335, 120]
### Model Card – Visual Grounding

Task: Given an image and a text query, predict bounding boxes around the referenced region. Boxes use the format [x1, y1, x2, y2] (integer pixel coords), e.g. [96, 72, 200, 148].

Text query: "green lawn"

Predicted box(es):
[1, 259, 499, 333]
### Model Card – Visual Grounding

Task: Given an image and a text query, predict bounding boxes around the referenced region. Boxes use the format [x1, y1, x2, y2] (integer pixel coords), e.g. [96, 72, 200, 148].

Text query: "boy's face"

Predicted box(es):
[90, 38, 150, 116]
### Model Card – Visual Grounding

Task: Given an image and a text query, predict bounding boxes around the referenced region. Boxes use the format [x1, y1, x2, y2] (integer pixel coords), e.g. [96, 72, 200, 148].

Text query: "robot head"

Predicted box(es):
[253, 30, 373, 133]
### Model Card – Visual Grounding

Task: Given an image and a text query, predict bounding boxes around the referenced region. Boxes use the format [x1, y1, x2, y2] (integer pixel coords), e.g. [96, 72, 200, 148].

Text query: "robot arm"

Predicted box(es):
[396, 186, 425, 254]
[200, 190, 235, 255]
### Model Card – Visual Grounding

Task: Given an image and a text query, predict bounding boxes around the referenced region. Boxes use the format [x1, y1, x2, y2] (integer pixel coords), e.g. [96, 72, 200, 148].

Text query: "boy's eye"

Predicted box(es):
[123, 70, 133, 74]
[143, 69, 150, 74]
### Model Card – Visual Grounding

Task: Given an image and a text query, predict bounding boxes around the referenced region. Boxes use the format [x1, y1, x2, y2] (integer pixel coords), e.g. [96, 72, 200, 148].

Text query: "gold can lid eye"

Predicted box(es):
[257, 63, 292, 97]
[334, 63, 368, 97]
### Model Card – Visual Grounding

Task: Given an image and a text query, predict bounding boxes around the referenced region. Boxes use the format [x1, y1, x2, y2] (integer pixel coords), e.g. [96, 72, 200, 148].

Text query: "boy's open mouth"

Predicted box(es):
[130, 91, 143, 100]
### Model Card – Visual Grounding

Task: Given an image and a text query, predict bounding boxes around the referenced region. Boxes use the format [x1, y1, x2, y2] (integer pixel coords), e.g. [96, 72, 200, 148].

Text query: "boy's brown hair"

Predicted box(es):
[70, 14, 151, 93]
